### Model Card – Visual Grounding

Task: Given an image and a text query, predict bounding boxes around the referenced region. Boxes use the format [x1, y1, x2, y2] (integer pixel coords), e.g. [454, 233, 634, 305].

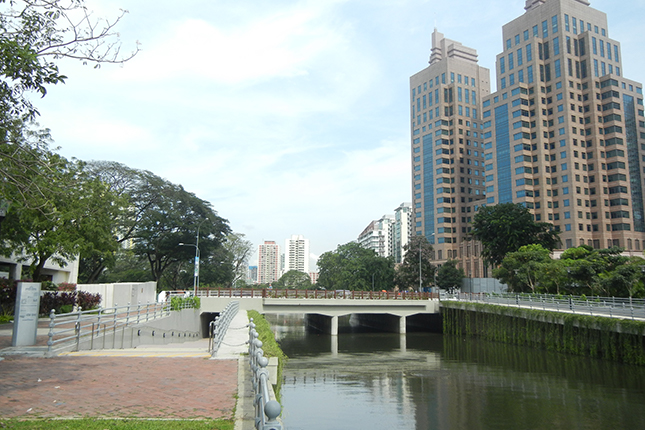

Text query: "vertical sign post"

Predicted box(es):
[12, 282, 42, 347]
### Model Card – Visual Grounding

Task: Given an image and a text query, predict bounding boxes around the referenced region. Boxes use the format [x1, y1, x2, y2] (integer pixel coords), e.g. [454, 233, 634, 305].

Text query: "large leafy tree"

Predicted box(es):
[0, 151, 123, 281]
[79, 162, 232, 289]
[274, 270, 312, 290]
[472, 203, 561, 267]
[317, 242, 394, 291]
[436, 260, 465, 292]
[395, 235, 435, 291]
[494, 244, 553, 293]
[1, 0, 138, 208]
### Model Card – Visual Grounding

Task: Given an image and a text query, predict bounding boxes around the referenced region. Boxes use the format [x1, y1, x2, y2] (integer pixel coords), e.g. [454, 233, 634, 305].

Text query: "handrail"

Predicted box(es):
[209, 300, 240, 356]
[46, 300, 199, 356]
[248, 319, 282, 430]
[166, 288, 436, 300]
[445, 292, 645, 320]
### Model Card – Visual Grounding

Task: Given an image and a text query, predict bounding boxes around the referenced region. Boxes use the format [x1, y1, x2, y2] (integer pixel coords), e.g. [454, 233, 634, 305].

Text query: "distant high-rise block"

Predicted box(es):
[284, 235, 310, 275]
[258, 241, 280, 284]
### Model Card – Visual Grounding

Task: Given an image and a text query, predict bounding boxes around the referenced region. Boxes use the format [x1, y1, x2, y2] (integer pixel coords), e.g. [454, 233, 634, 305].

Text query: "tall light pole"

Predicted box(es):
[179, 219, 205, 296]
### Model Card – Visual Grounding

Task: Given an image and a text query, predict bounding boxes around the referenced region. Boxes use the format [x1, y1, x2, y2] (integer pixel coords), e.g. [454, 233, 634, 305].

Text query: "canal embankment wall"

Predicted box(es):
[441, 301, 645, 366]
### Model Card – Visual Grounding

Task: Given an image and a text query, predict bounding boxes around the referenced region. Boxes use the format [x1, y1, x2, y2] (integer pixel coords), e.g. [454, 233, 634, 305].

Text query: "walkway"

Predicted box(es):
[0, 312, 255, 429]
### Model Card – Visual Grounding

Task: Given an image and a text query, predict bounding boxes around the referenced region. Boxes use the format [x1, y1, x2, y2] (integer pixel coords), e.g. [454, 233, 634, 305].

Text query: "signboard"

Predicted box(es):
[12, 282, 42, 347]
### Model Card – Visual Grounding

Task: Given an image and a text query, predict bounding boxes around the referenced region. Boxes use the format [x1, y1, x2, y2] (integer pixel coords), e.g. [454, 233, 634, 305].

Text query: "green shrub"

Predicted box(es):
[170, 296, 200, 310]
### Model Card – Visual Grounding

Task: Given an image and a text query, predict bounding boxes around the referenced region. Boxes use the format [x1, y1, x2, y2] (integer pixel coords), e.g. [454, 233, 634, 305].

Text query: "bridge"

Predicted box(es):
[198, 290, 440, 335]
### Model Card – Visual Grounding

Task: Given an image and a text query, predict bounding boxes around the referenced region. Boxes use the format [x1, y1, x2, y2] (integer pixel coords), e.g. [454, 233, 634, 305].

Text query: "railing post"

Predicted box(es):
[146, 301, 150, 322]
[47, 309, 56, 356]
[74, 306, 83, 351]
[137, 302, 141, 324]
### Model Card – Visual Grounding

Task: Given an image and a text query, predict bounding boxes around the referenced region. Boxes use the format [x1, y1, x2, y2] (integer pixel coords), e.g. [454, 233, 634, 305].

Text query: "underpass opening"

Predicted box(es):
[200, 312, 220, 338]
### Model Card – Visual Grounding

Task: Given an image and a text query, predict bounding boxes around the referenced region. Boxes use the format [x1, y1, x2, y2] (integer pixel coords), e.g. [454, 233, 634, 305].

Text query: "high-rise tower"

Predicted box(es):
[258, 241, 280, 284]
[284, 235, 310, 274]
[410, 30, 491, 276]
[484, 0, 645, 252]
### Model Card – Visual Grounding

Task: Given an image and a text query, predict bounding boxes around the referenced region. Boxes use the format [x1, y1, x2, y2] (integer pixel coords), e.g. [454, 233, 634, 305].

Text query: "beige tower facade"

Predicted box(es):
[258, 241, 280, 284]
[410, 30, 491, 276]
[484, 0, 645, 252]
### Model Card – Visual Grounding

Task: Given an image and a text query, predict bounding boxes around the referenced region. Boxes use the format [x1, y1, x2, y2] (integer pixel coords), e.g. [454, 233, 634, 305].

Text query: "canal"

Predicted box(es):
[266, 314, 645, 430]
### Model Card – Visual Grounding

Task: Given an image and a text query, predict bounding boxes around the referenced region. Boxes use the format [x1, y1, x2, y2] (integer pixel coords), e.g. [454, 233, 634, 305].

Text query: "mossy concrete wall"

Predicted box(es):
[441, 301, 645, 366]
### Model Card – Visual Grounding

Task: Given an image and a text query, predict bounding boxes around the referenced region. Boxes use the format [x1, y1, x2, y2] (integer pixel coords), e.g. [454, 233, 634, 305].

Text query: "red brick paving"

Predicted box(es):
[0, 356, 238, 419]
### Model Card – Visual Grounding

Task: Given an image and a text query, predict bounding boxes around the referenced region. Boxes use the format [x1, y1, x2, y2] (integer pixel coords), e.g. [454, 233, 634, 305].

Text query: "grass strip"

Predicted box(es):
[247, 310, 287, 399]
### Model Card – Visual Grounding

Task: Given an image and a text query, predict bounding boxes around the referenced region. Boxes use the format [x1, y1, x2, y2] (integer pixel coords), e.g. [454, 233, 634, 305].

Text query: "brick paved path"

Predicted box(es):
[0, 356, 238, 419]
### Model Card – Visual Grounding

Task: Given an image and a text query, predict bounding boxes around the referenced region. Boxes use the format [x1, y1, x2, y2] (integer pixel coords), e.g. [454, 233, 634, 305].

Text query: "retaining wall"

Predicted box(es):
[441, 301, 645, 366]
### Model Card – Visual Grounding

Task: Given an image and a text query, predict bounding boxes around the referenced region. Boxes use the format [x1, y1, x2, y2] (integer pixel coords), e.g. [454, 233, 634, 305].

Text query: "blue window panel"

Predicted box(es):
[422, 133, 435, 238]
[526, 44, 532, 62]
[494, 103, 512, 203]
[487, 197, 495, 204]
[565, 224, 571, 231]
[623, 94, 645, 232]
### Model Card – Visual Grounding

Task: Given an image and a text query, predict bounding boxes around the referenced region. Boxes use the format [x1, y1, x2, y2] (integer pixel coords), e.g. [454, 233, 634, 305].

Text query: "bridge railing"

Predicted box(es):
[447, 292, 645, 320]
[248, 318, 282, 430]
[186, 288, 436, 300]
[209, 300, 241, 356]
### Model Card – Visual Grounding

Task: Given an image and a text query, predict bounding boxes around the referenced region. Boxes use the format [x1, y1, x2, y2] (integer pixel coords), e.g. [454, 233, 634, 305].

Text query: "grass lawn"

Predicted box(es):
[0, 419, 234, 430]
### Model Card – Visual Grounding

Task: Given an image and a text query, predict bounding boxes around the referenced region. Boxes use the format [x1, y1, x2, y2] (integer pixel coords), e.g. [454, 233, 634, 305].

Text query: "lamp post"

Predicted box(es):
[179, 220, 205, 296]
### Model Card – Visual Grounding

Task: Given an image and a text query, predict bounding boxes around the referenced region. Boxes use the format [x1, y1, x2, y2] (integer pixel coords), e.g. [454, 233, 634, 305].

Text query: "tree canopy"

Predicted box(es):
[494, 244, 645, 298]
[436, 260, 465, 292]
[274, 270, 312, 290]
[1, 0, 138, 211]
[317, 242, 395, 291]
[395, 235, 435, 291]
[0, 154, 123, 281]
[80, 161, 232, 290]
[472, 203, 561, 267]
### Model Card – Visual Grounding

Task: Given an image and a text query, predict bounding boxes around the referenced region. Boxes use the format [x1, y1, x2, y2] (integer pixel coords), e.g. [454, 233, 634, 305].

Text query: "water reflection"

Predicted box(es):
[267, 313, 645, 430]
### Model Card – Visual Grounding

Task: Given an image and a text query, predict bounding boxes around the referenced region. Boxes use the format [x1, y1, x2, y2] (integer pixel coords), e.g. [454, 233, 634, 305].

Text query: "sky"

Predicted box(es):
[33, 0, 645, 269]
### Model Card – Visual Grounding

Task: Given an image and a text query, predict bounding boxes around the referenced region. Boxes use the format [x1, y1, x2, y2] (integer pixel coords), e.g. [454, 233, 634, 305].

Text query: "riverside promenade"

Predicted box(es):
[0, 311, 255, 429]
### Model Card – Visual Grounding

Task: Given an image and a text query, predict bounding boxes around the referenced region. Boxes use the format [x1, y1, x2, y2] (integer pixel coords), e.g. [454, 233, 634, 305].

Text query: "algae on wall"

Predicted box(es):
[441, 302, 645, 366]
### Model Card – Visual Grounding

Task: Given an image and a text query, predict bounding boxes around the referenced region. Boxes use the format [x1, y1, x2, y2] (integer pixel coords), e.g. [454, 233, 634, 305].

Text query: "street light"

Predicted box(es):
[179, 219, 205, 296]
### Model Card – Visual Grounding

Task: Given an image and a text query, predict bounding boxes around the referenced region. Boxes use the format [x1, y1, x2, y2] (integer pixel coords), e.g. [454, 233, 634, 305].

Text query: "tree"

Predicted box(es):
[222, 232, 253, 288]
[274, 270, 312, 290]
[1, 1, 138, 209]
[472, 203, 561, 267]
[131, 183, 231, 289]
[0, 153, 123, 281]
[0, 0, 139, 129]
[494, 244, 553, 293]
[317, 242, 394, 291]
[436, 260, 465, 292]
[395, 235, 435, 291]
[80, 161, 232, 289]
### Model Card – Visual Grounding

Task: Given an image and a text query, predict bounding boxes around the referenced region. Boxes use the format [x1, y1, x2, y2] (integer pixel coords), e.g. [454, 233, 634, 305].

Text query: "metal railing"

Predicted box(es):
[171, 288, 436, 300]
[248, 318, 282, 430]
[209, 300, 240, 356]
[446, 292, 645, 320]
[46, 300, 199, 356]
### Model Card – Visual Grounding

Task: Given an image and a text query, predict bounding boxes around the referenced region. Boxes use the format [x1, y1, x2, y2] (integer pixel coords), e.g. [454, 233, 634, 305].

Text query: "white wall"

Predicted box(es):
[77, 282, 157, 309]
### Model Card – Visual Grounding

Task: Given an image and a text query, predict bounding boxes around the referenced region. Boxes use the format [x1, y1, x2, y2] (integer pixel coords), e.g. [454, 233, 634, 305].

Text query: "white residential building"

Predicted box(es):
[284, 235, 310, 275]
